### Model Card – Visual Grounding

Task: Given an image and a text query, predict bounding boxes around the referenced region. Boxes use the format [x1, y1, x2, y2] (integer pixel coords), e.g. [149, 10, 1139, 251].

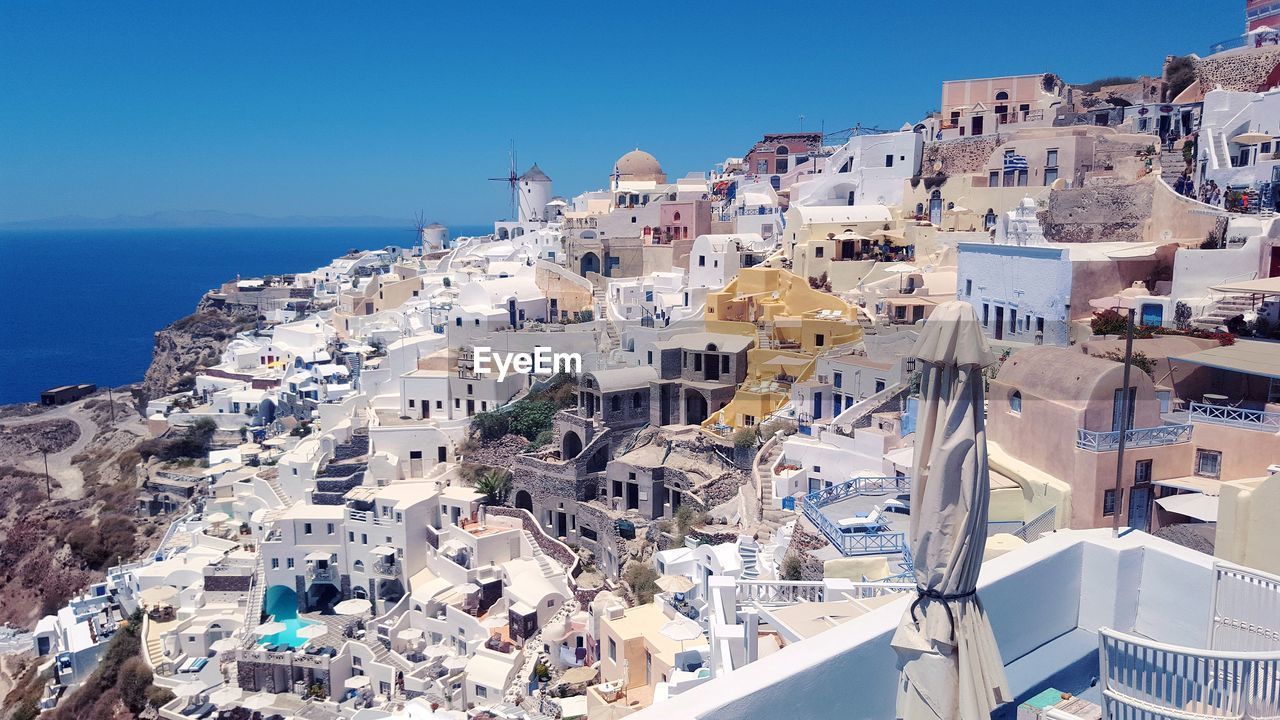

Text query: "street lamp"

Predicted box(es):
[1089, 296, 1137, 538]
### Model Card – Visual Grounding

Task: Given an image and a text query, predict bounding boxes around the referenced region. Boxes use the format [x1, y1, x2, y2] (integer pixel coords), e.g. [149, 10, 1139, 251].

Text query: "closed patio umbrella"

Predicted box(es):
[891, 301, 1010, 719]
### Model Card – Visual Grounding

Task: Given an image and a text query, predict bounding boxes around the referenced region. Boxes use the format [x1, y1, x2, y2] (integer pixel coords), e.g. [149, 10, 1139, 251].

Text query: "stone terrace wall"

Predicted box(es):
[1195, 47, 1280, 92]
[922, 136, 1001, 176]
[1041, 181, 1153, 242]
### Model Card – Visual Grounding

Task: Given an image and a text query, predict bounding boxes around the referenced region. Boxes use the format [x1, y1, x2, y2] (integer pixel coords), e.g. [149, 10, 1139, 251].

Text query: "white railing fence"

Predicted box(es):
[1210, 562, 1280, 653]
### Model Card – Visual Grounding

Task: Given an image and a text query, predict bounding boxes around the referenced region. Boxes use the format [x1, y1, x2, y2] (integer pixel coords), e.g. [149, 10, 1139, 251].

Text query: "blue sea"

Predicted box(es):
[0, 226, 488, 404]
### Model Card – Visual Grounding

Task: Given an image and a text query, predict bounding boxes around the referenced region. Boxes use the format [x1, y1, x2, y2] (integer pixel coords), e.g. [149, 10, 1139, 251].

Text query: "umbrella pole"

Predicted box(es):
[1112, 308, 1135, 538]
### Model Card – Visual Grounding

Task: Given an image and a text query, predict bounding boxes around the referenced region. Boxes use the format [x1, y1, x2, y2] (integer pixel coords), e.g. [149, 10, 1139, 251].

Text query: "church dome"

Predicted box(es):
[614, 149, 666, 183]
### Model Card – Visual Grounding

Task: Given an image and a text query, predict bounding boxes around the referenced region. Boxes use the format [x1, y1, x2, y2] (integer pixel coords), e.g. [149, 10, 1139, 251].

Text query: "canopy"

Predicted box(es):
[885, 446, 916, 470]
[304, 551, 332, 562]
[1171, 339, 1280, 381]
[1231, 131, 1273, 145]
[892, 301, 1010, 719]
[334, 598, 372, 616]
[254, 621, 286, 636]
[172, 679, 208, 698]
[297, 623, 328, 640]
[1156, 493, 1219, 522]
[205, 512, 230, 524]
[207, 686, 243, 706]
[656, 575, 696, 594]
[660, 618, 703, 643]
[371, 545, 397, 557]
[210, 637, 240, 653]
[344, 675, 371, 690]
[1209, 276, 1280, 297]
[561, 665, 599, 686]
[883, 263, 920, 274]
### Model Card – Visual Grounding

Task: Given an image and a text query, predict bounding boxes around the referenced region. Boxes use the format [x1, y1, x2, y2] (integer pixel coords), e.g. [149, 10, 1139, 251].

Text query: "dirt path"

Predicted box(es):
[0, 406, 94, 499]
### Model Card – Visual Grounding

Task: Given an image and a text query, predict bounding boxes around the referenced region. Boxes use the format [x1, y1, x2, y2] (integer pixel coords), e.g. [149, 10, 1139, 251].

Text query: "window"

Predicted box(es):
[813, 465, 821, 473]
[1017, 169, 1028, 186]
[1044, 167, 1058, 185]
[1195, 449, 1221, 479]
[874, 379, 886, 393]
[965, 279, 973, 296]
[611, 396, 621, 412]
[885, 154, 894, 167]
[814, 246, 824, 258]
[287, 557, 295, 569]
[609, 638, 617, 661]
[1009, 390, 1022, 414]
[327, 523, 335, 535]
[1103, 489, 1120, 516]
[348, 531, 355, 542]
[1135, 459, 1153, 485]
[632, 392, 642, 408]
[757, 159, 767, 173]
[271, 558, 279, 569]
[982, 303, 990, 327]
[475, 686, 487, 699]
[408, 399, 415, 408]
[1045, 149, 1058, 167]
[815, 333, 825, 347]
[698, 255, 706, 267]
[833, 371, 843, 389]
[304, 523, 312, 535]
[989, 171, 1000, 188]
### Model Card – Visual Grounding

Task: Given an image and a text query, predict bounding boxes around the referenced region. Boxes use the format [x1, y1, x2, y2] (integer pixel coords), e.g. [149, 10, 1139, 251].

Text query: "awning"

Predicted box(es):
[371, 545, 396, 557]
[884, 446, 915, 469]
[1156, 493, 1219, 522]
[1171, 340, 1280, 381]
[1209, 276, 1280, 297]
[304, 551, 332, 562]
[1154, 476, 1221, 495]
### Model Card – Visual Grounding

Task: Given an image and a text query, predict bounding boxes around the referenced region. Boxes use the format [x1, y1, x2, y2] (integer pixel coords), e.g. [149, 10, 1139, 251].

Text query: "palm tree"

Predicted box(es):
[474, 469, 512, 504]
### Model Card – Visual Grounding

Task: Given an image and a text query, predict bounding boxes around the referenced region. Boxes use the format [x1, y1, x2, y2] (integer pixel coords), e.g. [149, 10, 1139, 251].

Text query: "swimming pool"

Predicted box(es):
[258, 616, 319, 649]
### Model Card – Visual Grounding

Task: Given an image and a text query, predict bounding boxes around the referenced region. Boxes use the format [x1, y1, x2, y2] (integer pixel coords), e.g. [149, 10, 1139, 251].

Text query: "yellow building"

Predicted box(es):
[1216, 473, 1280, 576]
[703, 267, 861, 431]
[597, 603, 685, 708]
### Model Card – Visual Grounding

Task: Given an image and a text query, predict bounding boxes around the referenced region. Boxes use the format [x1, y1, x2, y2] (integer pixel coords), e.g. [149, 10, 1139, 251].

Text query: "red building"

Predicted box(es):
[743, 132, 823, 177]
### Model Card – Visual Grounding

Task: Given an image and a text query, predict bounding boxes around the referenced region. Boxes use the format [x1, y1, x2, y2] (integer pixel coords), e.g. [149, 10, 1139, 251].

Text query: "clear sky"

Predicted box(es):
[0, 1, 1242, 226]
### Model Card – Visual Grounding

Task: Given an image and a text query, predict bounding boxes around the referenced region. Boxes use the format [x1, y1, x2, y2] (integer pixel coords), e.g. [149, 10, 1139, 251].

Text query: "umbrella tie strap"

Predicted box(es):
[910, 587, 977, 642]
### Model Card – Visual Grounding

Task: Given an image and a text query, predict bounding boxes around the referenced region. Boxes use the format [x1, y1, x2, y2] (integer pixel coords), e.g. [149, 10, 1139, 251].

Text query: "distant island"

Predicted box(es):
[0, 209, 409, 230]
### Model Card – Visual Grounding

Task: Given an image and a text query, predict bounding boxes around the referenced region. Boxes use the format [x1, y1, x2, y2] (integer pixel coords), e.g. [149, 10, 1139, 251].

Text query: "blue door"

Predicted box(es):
[1140, 303, 1163, 327]
[813, 392, 823, 419]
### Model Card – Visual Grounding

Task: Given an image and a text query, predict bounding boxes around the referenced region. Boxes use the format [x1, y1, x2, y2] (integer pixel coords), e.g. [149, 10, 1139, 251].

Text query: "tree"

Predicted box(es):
[1090, 308, 1128, 337]
[116, 657, 153, 714]
[1165, 55, 1196, 101]
[623, 561, 660, 604]
[781, 553, 803, 581]
[474, 469, 512, 504]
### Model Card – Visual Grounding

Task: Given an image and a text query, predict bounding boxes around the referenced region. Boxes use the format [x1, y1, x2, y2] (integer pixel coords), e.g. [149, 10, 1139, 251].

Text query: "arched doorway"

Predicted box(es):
[264, 585, 299, 623]
[685, 392, 708, 425]
[514, 490, 533, 513]
[562, 430, 583, 459]
[581, 252, 600, 276]
[929, 190, 943, 226]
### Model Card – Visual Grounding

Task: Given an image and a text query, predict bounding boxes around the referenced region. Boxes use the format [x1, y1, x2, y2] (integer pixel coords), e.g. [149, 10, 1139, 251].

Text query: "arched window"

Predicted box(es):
[673, 211, 681, 222]
[775, 145, 789, 155]
[995, 91, 1009, 101]
[353, 559, 365, 571]
[617, 194, 627, 205]
[915, 203, 924, 216]
[770, 175, 781, 190]
[611, 396, 621, 412]
[632, 392, 642, 409]
[1009, 391, 1022, 414]
[947, 202, 955, 210]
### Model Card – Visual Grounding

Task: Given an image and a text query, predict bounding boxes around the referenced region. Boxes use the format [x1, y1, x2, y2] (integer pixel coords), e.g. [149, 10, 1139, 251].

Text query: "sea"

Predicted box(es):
[0, 225, 488, 404]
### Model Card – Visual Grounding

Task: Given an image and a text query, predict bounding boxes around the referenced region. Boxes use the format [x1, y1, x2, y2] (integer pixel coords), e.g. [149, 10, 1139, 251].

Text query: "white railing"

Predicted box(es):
[1099, 628, 1280, 720]
[1189, 402, 1280, 432]
[1076, 424, 1193, 452]
[1210, 562, 1280, 653]
[1012, 506, 1058, 542]
[736, 580, 825, 606]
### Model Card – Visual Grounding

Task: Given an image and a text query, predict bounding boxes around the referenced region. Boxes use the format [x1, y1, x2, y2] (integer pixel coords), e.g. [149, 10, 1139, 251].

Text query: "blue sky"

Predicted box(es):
[0, 1, 1241, 226]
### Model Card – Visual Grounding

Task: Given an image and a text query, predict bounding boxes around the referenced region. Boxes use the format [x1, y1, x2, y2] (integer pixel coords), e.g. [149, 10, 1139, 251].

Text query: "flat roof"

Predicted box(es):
[1170, 339, 1280, 380]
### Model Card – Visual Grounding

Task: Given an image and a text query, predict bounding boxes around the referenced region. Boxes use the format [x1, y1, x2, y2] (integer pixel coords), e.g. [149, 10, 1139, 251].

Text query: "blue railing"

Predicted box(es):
[1076, 423, 1193, 452]
[1189, 402, 1280, 432]
[802, 475, 908, 557]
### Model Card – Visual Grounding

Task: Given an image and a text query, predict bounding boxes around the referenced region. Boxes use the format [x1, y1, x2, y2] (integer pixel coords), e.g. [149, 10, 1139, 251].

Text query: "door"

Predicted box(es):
[1270, 246, 1280, 278]
[1128, 485, 1151, 532]
[1112, 387, 1136, 431]
[994, 306, 1004, 340]
[813, 392, 823, 420]
[929, 191, 943, 226]
[1141, 303, 1164, 327]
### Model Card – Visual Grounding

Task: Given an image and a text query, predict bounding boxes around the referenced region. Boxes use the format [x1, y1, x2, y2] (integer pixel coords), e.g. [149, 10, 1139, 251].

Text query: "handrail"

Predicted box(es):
[801, 474, 909, 556]
[1076, 424, 1193, 452]
[1098, 627, 1280, 720]
[1189, 402, 1280, 432]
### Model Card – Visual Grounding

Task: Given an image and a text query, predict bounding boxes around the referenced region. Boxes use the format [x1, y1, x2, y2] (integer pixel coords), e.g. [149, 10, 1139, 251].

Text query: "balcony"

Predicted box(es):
[801, 475, 909, 557]
[371, 560, 399, 577]
[1188, 401, 1280, 432]
[1075, 423, 1193, 452]
[306, 565, 335, 583]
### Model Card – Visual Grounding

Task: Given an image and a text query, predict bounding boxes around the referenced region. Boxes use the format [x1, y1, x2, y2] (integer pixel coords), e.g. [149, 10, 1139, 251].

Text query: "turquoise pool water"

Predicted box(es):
[259, 616, 319, 649]
[259, 585, 318, 649]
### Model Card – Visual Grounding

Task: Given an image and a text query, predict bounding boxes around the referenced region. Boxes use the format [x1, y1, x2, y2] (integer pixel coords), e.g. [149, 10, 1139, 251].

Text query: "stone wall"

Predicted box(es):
[1195, 47, 1280, 92]
[921, 136, 1001, 176]
[1040, 181, 1153, 242]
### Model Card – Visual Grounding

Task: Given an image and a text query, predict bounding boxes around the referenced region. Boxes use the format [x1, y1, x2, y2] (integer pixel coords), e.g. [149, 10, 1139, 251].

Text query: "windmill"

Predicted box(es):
[407, 210, 428, 244]
[489, 140, 519, 220]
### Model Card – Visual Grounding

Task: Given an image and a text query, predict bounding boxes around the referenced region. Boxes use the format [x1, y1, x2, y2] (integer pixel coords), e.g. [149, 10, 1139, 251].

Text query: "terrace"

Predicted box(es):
[801, 475, 910, 558]
[627, 529, 1280, 720]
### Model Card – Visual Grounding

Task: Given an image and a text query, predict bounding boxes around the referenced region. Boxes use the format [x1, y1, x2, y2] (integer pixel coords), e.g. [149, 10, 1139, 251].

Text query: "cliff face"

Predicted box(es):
[138, 297, 257, 406]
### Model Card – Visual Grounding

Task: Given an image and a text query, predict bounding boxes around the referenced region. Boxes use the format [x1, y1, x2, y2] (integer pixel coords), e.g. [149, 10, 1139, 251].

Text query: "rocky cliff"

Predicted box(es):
[138, 296, 257, 406]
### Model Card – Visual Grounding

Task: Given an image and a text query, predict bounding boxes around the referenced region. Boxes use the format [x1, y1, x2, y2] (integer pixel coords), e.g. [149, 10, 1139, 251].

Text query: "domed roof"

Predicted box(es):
[614, 149, 666, 183]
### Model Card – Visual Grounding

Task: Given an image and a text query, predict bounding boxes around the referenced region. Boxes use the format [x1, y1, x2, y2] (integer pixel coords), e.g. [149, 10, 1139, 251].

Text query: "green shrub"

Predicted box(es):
[623, 561, 660, 604]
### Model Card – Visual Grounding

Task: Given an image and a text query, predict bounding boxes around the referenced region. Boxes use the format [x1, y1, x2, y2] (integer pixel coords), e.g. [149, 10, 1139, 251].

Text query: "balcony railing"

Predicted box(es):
[802, 475, 909, 557]
[1189, 402, 1280, 432]
[1076, 423, 1193, 452]
[306, 565, 335, 582]
[371, 560, 399, 577]
[737, 580, 825, 606]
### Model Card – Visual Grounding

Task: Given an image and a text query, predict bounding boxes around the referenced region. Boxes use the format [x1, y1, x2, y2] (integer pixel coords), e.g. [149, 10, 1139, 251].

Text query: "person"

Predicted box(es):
[1174, 174, 1187, 196]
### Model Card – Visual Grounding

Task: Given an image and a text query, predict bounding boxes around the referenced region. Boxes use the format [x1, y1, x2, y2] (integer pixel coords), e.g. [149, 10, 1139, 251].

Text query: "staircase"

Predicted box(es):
[737, 537, 760, 580]
[754, 322, 774, 350]
[593, 287, 620, 356]
[1192, 295, 1255, 330]
[522, 531, 563, 579]
[264, 475, 291, 507]
[145, 629, 168, 670]
[241, 555, 266, 646]
[1160, 147, 1189, 186]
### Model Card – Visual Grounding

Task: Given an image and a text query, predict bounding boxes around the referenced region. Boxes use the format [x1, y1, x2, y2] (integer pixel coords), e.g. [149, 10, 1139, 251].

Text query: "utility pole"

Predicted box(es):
[1112, 307, 1136, 538]
[42, 448, 51, 500]
[107, 387, 116, 423]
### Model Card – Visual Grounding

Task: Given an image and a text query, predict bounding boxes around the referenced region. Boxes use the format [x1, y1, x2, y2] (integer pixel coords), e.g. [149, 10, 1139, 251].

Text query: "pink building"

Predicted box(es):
[941, 74, 1055, 136]
[656, 198, 710, 269]
[743, 133, 822, 177]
